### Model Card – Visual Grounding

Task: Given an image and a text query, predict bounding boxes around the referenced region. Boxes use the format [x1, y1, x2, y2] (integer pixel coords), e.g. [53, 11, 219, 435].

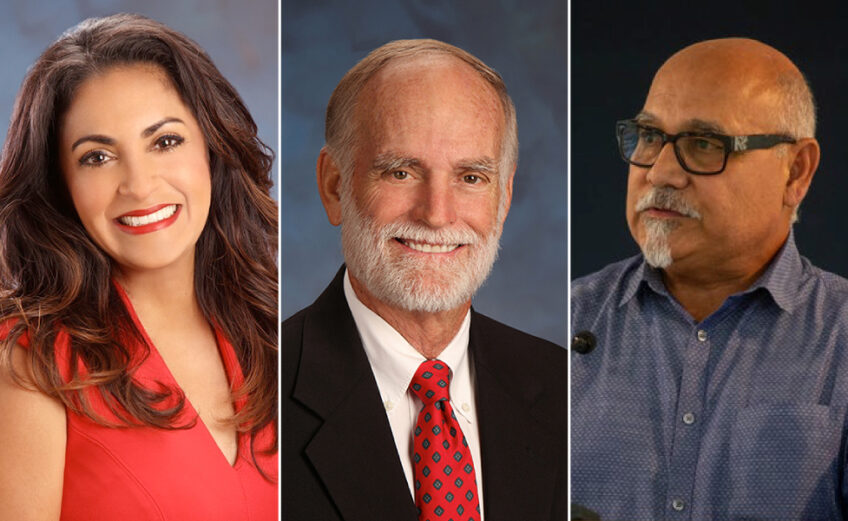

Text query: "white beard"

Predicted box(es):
[641, 217, 677, 268]
[634, 187, 702, 269]
[339, 193, 502, 313]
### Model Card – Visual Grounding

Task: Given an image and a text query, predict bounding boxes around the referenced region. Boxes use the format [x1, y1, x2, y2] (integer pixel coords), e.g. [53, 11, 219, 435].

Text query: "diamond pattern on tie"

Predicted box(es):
[410, 359, 480, 521]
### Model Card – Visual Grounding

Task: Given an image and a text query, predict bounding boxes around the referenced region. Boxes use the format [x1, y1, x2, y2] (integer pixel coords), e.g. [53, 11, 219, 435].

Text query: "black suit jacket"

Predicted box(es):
[283, 268, 566, 521]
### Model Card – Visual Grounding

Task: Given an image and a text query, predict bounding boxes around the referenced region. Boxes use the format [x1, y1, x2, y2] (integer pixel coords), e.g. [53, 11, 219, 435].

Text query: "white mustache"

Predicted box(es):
[378, 221, 479, 245]
[636, 188, 702, 219]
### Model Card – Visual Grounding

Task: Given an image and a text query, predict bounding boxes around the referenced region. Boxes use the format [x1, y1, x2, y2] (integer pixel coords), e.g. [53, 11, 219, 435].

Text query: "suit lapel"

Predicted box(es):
[293, 268, 418, 521]
[470, 311, 562, 521]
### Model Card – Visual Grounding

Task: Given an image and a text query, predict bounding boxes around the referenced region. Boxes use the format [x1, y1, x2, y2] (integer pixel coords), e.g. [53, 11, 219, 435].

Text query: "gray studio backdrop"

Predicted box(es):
[282, 0, 567, 346]
[0, 0, 277, 192]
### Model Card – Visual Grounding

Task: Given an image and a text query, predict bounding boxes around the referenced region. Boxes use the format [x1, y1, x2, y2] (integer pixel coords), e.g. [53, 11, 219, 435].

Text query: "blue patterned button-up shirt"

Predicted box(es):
[572, 232, 848, 520]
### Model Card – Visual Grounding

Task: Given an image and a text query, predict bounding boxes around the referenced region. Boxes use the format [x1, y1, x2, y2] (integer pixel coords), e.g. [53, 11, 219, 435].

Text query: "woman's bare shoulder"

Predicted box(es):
[0, 342, 66, 521]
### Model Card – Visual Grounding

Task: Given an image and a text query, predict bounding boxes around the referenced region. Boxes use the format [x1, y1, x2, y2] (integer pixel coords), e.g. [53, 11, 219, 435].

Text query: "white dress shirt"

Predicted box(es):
[343, 270, 485, 519]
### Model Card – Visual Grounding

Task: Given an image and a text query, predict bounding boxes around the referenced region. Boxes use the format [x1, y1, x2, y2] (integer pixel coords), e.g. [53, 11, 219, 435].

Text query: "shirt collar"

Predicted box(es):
[619, 258, 663, 306]
[342, 269, 475, 423]
[745, 230, 803, 312]
[619, 230, 804, 313]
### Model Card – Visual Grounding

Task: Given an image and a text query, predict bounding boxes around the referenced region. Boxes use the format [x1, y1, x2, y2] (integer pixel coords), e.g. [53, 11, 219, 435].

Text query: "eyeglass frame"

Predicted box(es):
[615, 119, 797, 175]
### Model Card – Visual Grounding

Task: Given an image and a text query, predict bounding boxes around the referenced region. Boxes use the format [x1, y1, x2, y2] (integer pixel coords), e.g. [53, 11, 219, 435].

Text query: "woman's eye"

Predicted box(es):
[79, 151, 111, 167]
[154, 134, 184, 150]
[391, 170, 409, 180]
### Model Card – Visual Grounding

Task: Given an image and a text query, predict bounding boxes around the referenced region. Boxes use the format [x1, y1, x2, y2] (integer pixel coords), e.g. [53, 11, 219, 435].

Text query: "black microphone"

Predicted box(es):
[571, 331, 597, 355]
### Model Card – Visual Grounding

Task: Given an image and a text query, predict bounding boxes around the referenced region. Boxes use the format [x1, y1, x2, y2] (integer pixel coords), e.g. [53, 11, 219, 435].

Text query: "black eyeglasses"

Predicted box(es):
[615, 119, 797, 175]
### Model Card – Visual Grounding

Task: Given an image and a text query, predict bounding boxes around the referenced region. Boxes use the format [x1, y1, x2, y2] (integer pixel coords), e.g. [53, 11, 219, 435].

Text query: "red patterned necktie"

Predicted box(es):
[410, 359, 481, 521]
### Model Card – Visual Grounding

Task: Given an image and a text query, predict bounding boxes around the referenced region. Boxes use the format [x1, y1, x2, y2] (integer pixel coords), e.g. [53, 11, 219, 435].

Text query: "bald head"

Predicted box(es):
[355, 54, 505, 168]
[664, 38, 798, 79]
[324, 39, 518, 179]
[649, 38, 815, 138]
[625, 37, 821, 281]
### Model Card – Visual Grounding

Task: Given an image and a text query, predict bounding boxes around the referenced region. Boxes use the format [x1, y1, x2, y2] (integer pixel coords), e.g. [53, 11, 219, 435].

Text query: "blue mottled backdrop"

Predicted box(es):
[0, 0, 277, 191]
[282, 0, 567, 346]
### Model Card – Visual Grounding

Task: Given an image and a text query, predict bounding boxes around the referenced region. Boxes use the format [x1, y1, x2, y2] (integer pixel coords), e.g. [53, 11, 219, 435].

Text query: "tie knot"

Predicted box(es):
[410, 359, 451, 405]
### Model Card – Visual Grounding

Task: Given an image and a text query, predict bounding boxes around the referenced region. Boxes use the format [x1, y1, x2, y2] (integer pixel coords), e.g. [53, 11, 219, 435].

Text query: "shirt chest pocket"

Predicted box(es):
[728, 403, 846, 520]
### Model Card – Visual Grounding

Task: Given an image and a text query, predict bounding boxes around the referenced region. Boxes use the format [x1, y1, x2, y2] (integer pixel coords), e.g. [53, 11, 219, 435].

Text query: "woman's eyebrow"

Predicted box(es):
[141, 117, 184, 137]
[70, 117, 185, 151]
[71, 134, 115, 151]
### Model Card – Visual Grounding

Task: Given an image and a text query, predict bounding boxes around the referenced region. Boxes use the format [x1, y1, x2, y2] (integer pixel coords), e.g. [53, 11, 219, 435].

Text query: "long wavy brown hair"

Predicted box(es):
[0, 14, 277, 466]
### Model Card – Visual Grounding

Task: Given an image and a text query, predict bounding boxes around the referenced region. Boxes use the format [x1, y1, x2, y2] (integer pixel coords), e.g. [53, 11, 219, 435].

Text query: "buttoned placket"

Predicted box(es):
[664, 324, 711, 520]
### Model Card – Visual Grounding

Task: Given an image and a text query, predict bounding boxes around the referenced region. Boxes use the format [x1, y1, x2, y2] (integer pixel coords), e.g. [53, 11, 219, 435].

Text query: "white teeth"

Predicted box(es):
[118, 205, 178, 227]
[401, 239, 460, 253]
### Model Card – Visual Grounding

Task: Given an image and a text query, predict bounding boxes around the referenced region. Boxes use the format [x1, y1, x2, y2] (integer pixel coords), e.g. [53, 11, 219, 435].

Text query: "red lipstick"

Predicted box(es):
[114, 204, 181, 235]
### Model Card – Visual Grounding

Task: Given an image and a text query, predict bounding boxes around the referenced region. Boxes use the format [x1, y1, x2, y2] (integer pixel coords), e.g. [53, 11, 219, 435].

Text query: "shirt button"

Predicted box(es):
[461, 403, 471, 412]
[682, 412, 695, 425]
[697, 329, 708, 342]
[672, 498, 685, 511]
[384, 400, 394, 411]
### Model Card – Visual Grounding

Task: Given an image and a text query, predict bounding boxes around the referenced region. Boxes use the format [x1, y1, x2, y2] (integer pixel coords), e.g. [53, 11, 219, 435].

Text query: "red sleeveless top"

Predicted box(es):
[3, 285, 278, 520]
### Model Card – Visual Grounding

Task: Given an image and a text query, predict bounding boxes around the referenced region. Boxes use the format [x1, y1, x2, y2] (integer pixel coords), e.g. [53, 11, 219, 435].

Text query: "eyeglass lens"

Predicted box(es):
[619, 123, 726, 173]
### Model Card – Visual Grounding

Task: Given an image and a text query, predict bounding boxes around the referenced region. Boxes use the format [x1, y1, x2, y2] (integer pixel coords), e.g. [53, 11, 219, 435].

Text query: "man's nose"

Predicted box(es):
[116, 154, 157, 199]
[644, 142, 689, 189]
[414, 176, 457, 228]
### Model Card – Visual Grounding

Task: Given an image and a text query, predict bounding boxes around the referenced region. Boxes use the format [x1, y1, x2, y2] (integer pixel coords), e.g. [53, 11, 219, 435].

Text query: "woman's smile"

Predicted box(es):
[58, 64, 212, 274]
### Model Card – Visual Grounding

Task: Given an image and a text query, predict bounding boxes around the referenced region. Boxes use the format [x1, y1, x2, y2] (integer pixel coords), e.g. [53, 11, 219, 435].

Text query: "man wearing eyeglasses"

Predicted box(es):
[571, 38, 848, 520]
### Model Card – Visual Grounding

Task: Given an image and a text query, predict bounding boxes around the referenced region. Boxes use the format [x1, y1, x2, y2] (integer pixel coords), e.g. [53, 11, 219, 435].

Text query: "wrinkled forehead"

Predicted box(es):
[355, 55, 505, 134]
[642, 44, 787, 134]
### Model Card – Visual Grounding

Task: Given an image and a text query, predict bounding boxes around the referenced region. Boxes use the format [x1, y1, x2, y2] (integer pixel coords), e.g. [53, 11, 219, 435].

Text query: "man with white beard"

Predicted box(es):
[282, 40, 566, 521]
[572, 38, 848, 521]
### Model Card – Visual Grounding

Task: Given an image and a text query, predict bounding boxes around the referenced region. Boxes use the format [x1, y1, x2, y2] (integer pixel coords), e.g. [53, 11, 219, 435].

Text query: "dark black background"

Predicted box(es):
[572, 2, 848, 280]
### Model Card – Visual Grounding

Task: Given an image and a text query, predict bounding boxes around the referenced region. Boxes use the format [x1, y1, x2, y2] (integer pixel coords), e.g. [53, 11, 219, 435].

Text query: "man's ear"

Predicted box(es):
[317, 147, 343, 226]
[784, 138, 820, 209]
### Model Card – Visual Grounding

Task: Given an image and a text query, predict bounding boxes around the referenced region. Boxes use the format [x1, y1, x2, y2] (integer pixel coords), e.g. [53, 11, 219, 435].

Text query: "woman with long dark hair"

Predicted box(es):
[0, 14, 277, 520]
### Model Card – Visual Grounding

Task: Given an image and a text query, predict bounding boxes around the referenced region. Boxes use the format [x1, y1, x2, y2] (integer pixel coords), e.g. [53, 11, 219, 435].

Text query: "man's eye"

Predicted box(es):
[391, 170, 409, 180]
[693, 138, 720, 150]
[639, 130, 660, 144]
[463, 174, 481, 184]
[153, 134, 184, 150]
[686, 137, 723, 153]
[79, 151, 111, 167]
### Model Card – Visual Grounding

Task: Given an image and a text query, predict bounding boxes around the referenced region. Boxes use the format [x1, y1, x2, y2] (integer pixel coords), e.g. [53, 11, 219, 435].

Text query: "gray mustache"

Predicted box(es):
[635, 188, 702, 219]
